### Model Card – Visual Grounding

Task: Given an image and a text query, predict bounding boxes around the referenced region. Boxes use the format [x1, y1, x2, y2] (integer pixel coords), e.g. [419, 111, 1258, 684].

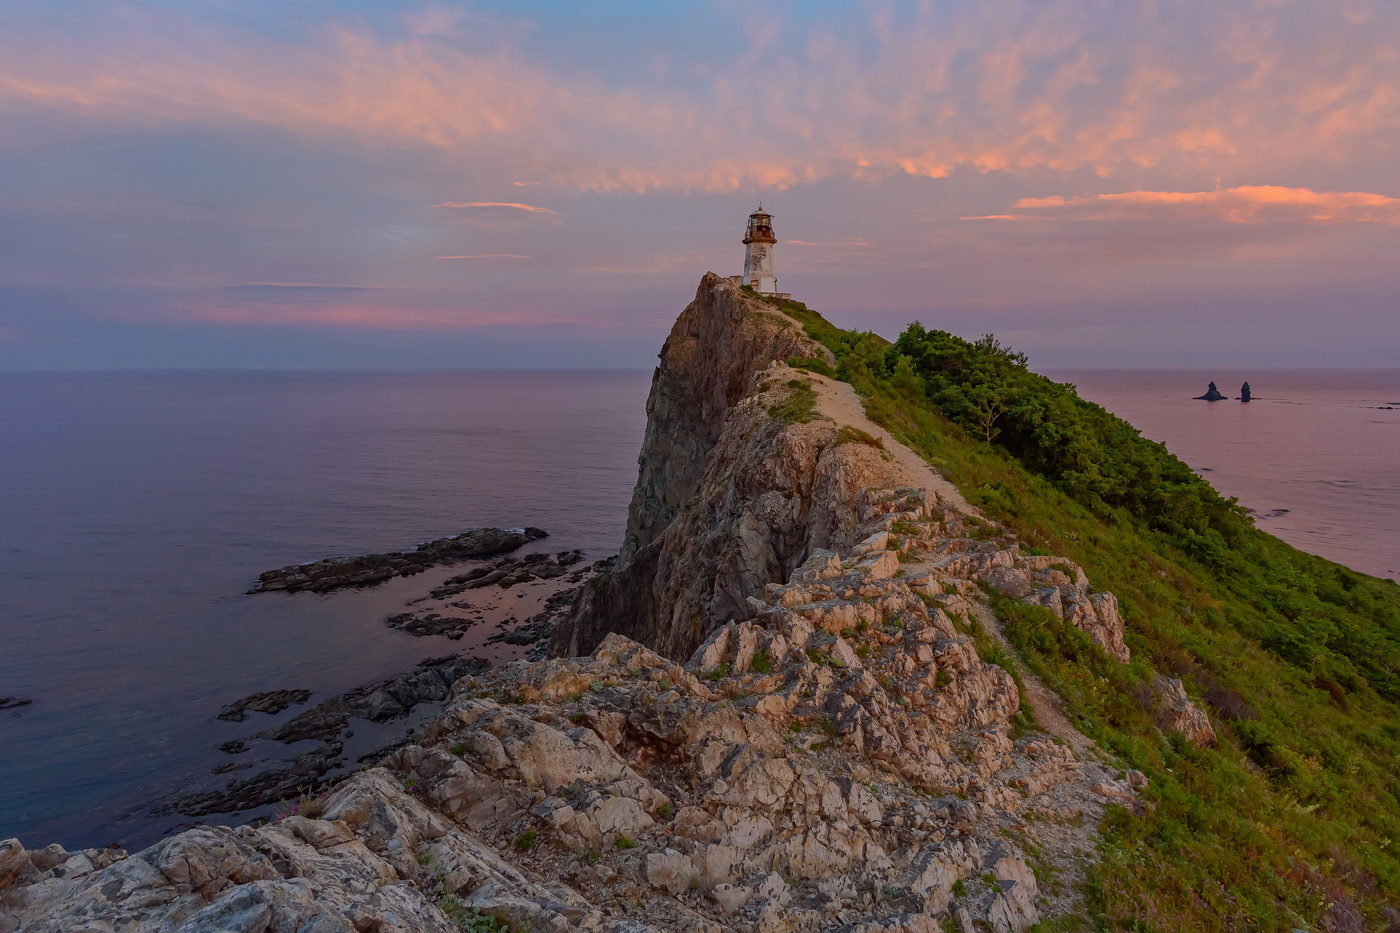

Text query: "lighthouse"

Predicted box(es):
[741, 206, 788, 298]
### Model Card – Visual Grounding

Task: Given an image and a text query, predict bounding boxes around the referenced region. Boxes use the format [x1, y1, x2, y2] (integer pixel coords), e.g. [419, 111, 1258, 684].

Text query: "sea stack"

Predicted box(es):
[1240, 381, 1252, 402]
[1195, 381, 1227, 401]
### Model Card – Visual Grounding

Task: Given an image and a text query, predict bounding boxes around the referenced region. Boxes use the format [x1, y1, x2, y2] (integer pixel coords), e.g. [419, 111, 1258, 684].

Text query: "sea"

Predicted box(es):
[1052, 369, 1400, 583]
[1, 368, 1396, 851]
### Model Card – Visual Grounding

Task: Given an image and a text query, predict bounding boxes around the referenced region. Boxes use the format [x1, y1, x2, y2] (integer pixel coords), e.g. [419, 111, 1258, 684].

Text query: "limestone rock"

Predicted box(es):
[552, 273, 835, 659]
[1150, 676, 1217, 746]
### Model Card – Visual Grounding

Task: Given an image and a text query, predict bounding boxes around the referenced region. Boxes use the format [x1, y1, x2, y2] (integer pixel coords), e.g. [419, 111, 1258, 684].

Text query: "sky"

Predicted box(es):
[1, 0, 1398, 370]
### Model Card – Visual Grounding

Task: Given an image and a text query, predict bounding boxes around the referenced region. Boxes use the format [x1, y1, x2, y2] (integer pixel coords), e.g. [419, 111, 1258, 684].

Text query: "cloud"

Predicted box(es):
[432, 202, 560, 225]
[1, 2, 1397, 193]
[965, 186, 1400, 225]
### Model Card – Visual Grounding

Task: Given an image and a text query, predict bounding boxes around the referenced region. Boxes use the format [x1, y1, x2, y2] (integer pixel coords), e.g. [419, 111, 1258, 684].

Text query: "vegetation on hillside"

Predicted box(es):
[764, 293, 1400, 932]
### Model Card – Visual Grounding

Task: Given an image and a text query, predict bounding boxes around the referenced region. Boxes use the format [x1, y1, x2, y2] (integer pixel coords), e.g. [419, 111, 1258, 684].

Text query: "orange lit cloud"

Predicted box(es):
[433, 202, 556, 214]
[432, 202, 560, 225]
[966, 186, 1400, 225]
[1, 3, 1397, 193]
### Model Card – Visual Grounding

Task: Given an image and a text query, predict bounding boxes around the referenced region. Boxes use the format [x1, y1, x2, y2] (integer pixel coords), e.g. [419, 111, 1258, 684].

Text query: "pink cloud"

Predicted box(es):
[433, 202, 556, 214]
[965, 186, 1400, 225]
[432, 202, 560, 225]
[1, 4, 1397, 193]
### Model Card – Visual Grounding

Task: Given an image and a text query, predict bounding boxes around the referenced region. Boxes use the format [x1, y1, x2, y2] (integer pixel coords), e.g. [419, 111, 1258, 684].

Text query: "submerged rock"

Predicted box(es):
[0, 697, 33, 711]
[1195, 381, 1226, 401]
[248, 526, 548, 593]
[167, 654, 491, 818]
[215, 689, 312, 722]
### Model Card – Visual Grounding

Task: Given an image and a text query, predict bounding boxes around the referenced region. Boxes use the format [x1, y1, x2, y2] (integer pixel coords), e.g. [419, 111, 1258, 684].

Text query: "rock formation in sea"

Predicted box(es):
[1239, 382, 1252, 402]
[1195, 381, 1227, 401]
[249, 527, 549, 594]
[2, 274, 1160, 933]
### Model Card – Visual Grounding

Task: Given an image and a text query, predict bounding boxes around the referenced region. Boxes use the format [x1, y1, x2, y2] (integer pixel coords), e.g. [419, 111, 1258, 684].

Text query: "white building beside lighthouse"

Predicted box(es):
[735, 206, 790, 299]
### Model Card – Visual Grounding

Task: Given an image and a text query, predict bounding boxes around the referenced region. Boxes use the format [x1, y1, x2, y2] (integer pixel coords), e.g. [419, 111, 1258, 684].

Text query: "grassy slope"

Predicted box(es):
[763, 291, 1400, 932]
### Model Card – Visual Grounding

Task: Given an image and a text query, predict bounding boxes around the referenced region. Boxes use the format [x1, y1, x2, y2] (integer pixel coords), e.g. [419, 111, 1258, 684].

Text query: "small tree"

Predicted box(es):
[967, 384, 1008, 444]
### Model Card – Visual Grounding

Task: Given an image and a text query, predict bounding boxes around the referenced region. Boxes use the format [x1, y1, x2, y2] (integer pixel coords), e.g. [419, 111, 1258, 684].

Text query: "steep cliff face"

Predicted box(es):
[626, 273, 831, 555]
[552, 273, 833, 657]
[552, 273, 1129, 667]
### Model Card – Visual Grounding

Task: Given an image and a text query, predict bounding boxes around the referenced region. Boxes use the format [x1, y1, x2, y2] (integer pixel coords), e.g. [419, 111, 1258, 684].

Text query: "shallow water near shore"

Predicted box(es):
[1, 366, 1396, 852]
[0, 370, 652, 850]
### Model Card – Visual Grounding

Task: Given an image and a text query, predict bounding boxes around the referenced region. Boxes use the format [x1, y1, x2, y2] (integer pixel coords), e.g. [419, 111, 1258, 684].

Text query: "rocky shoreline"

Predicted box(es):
[160, 545, 603, 828]
[0, 275, 1194, 932]
[248, 526, 548, 593]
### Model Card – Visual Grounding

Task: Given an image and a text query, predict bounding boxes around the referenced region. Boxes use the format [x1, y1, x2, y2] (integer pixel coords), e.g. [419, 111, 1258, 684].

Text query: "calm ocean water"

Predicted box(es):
[0, 371, 652, 850]
[1051, 369, 1400, 582]
[1, 367, 1396, 851]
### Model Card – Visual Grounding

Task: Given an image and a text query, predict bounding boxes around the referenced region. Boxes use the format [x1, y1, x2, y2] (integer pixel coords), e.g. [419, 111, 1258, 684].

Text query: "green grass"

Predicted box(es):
[438, 895, 510, 932]
[835, 424, 884, 448]
[781, 301, 1400, 930]
[786, 354, 836, 378]
[767, 377, 820, 424]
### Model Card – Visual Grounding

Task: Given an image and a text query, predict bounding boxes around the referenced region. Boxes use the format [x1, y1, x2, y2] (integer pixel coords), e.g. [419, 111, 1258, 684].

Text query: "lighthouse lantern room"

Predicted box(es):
[740, 206, 788, 298]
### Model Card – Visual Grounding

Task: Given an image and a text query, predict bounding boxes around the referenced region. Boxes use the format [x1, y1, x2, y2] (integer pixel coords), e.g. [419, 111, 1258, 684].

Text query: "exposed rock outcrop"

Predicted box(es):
[215, 689, 312, 722]
[167, 655, 491, 818]
[1148, 676, 1217, 747]
[5, 578, 1112, 932]
[1194, 381, 1226, 401]
[6, 274, 1138, 933]
[552, 274, 833, 658]
[249, 527, 548, 593]
[554, 274, 1127, 668]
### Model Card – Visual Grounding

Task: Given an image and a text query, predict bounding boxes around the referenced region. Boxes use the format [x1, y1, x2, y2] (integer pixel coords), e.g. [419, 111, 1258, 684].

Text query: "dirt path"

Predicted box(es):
[796, 364, 1097, 755]
[804, 371, 975, 513]
[970, 603, 1096, 753]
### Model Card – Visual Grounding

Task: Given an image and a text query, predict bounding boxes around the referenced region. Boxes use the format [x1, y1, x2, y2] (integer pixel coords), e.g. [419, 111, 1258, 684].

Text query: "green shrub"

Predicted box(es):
[786, 355, 836, 378]
[438, 895, 510, 932]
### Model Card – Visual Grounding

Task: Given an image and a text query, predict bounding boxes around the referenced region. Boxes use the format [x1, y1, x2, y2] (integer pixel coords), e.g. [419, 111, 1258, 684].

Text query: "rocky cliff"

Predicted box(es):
[1, 274, 1174, 933]
[551, 273, 834, 658]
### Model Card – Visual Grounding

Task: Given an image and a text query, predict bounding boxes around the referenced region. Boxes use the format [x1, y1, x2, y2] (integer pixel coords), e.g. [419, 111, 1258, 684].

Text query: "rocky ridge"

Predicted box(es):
[0, 275, 1214, 932]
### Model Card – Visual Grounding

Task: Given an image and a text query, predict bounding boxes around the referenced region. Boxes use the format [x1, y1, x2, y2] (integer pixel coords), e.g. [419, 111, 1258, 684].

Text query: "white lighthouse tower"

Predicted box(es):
[741, 205, 788, 298]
